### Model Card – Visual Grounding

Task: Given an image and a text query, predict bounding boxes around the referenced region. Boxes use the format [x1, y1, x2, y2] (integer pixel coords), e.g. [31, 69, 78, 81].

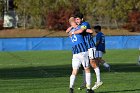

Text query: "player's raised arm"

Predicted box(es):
[69, 25, 87, 36]
[71, 27, 93, 34]
[72, 27, 85, 34]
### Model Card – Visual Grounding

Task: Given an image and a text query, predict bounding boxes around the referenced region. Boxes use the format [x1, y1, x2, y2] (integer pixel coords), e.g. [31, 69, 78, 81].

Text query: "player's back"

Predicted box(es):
[70, 26, 87, 54]
[96, 31, 105, 52]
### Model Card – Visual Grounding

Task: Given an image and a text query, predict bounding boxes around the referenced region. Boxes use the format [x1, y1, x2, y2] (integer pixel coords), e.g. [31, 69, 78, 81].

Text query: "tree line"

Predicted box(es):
[1, 0, 140, 30]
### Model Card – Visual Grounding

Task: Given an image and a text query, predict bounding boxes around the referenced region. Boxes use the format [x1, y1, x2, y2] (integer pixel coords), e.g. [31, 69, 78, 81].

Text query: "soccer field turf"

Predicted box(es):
[0, 49, 139, 93]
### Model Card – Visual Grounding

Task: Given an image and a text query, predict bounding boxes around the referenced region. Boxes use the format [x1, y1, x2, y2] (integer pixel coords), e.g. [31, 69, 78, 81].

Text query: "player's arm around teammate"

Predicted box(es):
[67, 17, 94, 93]
[72, 13, 103, 91]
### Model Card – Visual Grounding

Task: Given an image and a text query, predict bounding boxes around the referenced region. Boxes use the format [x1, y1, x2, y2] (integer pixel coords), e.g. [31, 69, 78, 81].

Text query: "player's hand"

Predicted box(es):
[69, 32, 73, 37]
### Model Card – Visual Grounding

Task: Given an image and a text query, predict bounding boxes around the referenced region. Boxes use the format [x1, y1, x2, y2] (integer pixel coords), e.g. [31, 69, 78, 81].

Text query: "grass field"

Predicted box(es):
[0, 49, 139, 93]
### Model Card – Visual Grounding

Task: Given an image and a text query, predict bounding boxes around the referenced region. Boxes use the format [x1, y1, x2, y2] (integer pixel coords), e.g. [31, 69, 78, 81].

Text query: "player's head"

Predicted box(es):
[74, 12, 84, 25]
[69, 17, 77, 27]
[94, 25, 101, 33]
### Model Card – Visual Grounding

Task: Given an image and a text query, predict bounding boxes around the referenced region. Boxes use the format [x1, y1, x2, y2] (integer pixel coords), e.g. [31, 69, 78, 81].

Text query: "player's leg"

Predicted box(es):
[101, 58, 110, 71]
[91, 51, 103, 90]
[78, 64, 86, 90]
[78, 48, 102, 90]
[81, 52, 94, 93]
[70, 69, 78, 91]
[69, 54, 81, 93]
[78, 49, 91, 90]
[98, 51, 110, 71]
[84, 67, 94, 93]
[90, 58, 101, 83]
[88, 48, 102, 90]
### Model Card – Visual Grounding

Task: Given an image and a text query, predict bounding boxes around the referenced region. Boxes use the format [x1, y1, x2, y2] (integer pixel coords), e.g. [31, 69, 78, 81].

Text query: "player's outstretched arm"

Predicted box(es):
[69, 28, 85, 36]
[74, 28, 85, 34]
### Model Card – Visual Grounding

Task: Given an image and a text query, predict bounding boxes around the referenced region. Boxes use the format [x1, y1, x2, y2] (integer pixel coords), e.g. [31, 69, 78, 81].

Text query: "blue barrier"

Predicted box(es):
[0, 36, 140, 51]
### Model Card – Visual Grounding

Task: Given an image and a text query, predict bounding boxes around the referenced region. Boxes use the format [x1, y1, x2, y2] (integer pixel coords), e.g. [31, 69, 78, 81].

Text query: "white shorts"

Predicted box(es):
[95, 51, 103, 58]
[88, 47, 96, 59]
[72, 52, 89, 69]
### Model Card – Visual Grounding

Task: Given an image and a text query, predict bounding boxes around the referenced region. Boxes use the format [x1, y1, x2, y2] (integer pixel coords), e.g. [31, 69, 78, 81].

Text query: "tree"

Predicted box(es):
[14, 0, 55, 29]
[0, 0, 4, 18]
[14, 0, 71, 29]
[84, 0, 140, 29]
[14, 0, 140, 30]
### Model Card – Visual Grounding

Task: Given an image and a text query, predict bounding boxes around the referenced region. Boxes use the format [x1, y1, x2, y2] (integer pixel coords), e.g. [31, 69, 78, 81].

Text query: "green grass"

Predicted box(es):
[0, 49, 139, 93]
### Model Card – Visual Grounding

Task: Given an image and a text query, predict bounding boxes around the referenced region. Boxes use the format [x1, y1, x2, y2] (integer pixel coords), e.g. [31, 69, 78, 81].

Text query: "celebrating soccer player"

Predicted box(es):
[66, 17, 94, 93]
[69, 12, 103, 90]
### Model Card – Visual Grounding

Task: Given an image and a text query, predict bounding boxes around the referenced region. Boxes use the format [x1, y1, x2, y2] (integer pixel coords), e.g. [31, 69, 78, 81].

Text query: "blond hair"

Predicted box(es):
[69, 17, 75, 23]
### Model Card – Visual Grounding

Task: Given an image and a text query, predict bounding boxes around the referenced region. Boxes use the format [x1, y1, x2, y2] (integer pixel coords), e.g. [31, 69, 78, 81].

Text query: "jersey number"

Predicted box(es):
[71, 35, 77, 43]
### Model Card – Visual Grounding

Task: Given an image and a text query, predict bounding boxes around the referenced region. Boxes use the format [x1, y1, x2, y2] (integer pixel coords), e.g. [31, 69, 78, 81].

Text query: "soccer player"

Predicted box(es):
[93, 25, 111, 75]
[66, 17, 94, 93]
[69, 13, 103, 90]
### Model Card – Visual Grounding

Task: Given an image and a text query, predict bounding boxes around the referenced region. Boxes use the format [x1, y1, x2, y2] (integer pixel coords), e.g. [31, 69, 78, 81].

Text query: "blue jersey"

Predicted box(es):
[70, 26, 87, 54]
[96, 32, 105, 52]
[80, 22, 95, 49]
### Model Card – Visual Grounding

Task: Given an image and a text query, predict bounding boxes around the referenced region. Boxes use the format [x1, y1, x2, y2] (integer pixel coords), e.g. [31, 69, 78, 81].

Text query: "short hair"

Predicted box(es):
[74, 12, 83, 19]
[94, 25, 101, 30]
[69, 17, 75, 23]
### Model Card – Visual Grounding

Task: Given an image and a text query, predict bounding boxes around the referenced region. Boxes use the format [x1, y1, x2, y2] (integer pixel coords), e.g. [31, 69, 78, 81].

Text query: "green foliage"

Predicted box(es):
[14, 0, 140, 29]
[0, 0, 3, 17]
[14, 0, 71, 29]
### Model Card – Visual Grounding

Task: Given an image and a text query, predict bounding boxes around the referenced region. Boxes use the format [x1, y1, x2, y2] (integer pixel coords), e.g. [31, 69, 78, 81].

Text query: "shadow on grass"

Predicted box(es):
[0, 65, 72, 79]
[97, 88, 140, 93]
[100, 63, 140, 72]
[0, 63, 139, 79]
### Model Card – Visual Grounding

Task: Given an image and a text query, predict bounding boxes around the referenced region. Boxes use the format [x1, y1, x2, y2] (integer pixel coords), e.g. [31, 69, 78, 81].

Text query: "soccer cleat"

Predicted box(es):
[69, 88, 74, 93]
[86, 89, 94, 93]
[92, 81, 103, 90]
[78, 84, 86, 90]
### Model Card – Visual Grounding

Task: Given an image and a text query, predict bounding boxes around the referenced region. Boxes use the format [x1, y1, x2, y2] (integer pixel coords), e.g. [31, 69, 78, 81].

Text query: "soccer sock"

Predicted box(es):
[85, 73, 91, 89]
[103, 62, 110, 68]
[70, 75, 76, 89]
[94, 67, 101, 83]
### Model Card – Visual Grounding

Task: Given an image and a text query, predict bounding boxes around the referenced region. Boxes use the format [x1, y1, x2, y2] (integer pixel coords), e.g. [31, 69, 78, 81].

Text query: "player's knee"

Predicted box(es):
[90, 59, 98, 68]
[72, 69, 78, 75]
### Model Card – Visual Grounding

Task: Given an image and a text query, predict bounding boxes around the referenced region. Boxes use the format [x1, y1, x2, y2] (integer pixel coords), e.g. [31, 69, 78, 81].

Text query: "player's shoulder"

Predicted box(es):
[81, 21, 90, 25]
[96, 32, 102, 37]
[100, 31, 105, 36]
[98, 31, 104, 35]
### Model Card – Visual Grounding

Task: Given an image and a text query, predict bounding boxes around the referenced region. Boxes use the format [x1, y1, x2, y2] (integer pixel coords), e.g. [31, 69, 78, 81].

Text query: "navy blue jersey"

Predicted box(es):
[69, 26, 87, 54]
[80, 22, 95, 49]
[96, 32, 105, 52]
